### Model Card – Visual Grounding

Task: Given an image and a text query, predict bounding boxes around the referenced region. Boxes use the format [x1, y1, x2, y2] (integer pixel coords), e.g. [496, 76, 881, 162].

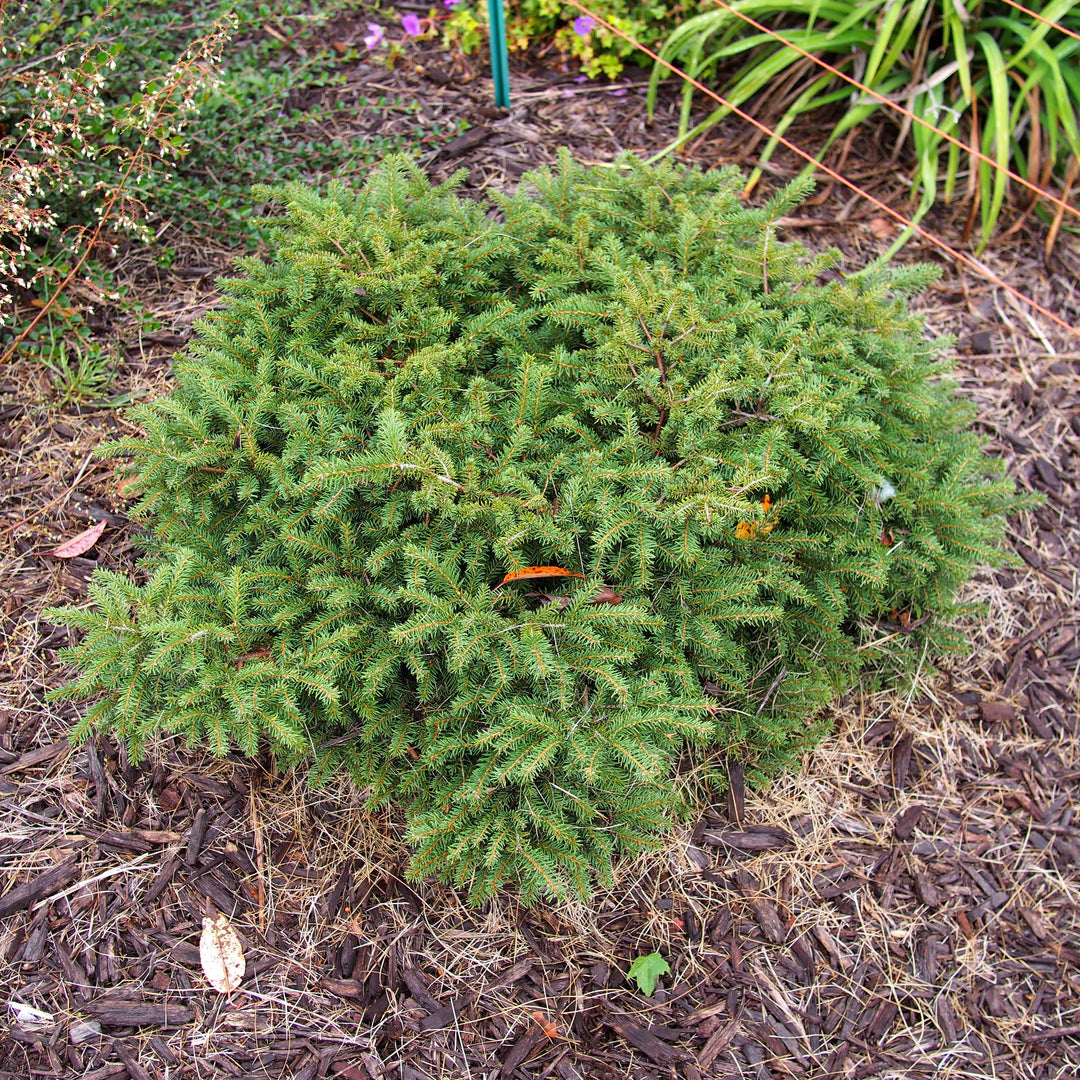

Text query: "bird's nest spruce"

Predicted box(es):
[49, 152, 1017, 902]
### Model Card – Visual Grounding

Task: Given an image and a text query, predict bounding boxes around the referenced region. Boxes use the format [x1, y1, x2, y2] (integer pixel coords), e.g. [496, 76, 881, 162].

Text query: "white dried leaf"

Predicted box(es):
[874, 479, 897, 505]
[199, 911, 245, 994]
[9, 1001, 53, 1030]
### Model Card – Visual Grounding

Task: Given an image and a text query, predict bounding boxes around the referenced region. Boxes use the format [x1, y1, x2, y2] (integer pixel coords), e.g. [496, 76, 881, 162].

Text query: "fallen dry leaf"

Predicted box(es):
[979, 700, 1016, 724]
[494, 566, 585, 588]
[735, 494, 777, 540]
[869, 217, 896, 239]
[588, 586, 623, 606]
[525, 586, 623, 609]
[234, 647, 271, 670]
[9, 1001, 54, 1031]
[200, 909, 245, 993]
[157, 784, 181, 811]
[46, 519, 107, 559]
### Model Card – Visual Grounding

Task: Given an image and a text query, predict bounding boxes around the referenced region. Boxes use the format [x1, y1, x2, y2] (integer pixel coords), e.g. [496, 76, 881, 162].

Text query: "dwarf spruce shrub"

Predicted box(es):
[50, 153, 1014, 902]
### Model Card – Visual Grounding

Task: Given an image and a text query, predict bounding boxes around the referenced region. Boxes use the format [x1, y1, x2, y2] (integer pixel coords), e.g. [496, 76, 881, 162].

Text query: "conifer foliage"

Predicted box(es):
[49, 153, 1015, 901]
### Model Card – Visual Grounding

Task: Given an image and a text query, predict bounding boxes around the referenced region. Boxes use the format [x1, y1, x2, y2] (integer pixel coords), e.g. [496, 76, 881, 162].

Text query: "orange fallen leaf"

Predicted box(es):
[495, 566, 585, 589]
[735, 495, 777, 540]
[735, 519, 774, 540]
[532, 1010, 559, 1039]
[46, 519, 107, 559]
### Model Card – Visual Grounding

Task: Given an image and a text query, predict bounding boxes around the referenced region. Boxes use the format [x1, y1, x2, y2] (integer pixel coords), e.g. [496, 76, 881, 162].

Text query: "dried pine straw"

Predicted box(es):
[2, 63, 1079, 1075]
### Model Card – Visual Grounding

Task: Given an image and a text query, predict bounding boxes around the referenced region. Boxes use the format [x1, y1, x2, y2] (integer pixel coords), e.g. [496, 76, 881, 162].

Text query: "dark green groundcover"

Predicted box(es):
[49, 152, 1016, 902]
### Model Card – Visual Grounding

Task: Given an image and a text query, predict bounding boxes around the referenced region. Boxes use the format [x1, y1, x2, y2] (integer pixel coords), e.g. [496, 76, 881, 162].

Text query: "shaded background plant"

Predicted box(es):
[1, 0, 451, 389]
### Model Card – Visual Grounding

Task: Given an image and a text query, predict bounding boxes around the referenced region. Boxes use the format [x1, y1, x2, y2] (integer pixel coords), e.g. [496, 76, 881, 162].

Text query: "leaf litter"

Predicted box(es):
[45, 518, 106, 559]
[199, 907, 245, 994]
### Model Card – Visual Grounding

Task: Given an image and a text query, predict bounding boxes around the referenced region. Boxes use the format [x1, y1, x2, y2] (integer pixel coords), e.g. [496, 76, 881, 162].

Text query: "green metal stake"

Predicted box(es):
[487, 0, 511, 108]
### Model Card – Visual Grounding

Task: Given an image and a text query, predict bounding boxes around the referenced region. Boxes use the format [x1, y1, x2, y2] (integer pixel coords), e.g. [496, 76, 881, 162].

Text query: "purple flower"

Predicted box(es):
[402, 13, 423, 36]
[573, 15, 595, 37]
[444, 0, 461, 6]
[363, 22, 384, 48]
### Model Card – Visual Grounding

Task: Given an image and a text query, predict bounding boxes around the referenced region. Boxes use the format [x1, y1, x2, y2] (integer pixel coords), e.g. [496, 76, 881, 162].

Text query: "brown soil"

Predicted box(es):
[2, 25, 1079, 1080]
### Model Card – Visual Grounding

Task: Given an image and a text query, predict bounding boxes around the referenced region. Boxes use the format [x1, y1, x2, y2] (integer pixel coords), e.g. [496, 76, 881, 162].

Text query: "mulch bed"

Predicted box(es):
[2, 21, 1079, 1080]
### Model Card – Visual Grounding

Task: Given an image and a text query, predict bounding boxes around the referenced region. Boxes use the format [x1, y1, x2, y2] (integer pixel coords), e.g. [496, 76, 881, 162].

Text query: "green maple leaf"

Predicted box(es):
[626, 952, 671, 997]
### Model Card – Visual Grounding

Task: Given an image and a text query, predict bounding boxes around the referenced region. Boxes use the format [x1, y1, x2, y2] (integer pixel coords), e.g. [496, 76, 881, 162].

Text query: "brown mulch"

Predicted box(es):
[2, 22, 1080, 1080]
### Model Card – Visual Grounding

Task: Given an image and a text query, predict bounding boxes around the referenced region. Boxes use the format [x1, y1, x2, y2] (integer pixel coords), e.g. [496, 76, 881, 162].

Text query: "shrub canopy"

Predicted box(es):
[51, 153, 1013, 901]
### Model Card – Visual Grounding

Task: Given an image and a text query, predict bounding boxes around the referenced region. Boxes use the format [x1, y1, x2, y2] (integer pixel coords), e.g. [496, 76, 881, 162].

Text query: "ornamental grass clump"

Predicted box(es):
[49, 153, 1015, 902]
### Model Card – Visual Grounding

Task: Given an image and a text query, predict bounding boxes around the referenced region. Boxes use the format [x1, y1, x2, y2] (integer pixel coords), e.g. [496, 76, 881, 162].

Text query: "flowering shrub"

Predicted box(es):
[443, 0, 711, 78]
[0, 11, 230, 343]
[3, 1, 444, 378]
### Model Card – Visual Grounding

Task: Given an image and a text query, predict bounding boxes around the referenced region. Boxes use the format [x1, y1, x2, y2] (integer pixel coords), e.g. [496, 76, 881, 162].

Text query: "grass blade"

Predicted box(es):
[973, 31, 1011, 249]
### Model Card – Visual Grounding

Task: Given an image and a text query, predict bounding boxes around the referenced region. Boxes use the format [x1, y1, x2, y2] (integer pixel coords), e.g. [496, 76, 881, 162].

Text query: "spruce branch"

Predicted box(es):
[46, 152, 1019, 902]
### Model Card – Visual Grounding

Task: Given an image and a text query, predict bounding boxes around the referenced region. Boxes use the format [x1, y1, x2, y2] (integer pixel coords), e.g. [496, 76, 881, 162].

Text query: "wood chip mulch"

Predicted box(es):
[2, 25, 1079, 1080]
